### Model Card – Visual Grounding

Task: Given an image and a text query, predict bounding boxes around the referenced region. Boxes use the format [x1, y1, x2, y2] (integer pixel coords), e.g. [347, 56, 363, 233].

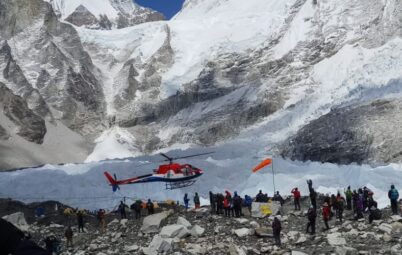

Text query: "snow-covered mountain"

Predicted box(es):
[0, 0, 402, 170]
[46, 0, 165, 29]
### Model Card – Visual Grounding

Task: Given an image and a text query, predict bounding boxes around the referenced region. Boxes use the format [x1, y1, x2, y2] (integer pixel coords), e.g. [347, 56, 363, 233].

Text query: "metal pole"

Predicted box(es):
[272, 158, 276, 194]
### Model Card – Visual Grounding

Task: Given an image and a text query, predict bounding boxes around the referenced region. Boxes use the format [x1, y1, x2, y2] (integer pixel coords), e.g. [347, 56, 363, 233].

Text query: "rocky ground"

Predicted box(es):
[1, 197, 402, 255]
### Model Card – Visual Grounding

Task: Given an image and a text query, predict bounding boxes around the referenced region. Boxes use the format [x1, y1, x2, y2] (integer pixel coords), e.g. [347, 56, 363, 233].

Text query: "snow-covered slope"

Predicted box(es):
[46, 0, 164, 29]
[1, 0, 402, 169]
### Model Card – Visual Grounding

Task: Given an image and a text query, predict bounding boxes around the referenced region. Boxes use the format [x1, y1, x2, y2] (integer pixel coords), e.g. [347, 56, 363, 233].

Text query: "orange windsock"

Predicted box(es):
[252, 158, 272, 173]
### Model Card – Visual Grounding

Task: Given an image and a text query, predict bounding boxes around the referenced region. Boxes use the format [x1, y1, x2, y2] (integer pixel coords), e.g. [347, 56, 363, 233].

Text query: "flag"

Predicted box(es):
[252, 158, 272, 173]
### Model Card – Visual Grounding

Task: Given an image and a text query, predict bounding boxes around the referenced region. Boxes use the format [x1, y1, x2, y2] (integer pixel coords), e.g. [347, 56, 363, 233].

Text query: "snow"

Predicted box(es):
[77, 22, 167, 115]
[85, 127, 140, 163]
[1, 152, 402, 210]
[46, 0, 120, 19]
[162, 0, 298, 96]
[272, 0, 315, 59]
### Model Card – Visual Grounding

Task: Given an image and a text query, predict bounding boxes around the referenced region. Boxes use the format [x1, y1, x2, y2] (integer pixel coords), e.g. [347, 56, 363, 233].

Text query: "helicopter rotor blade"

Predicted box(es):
[160, 153, 173, 162]
[170, 151, 215, 161]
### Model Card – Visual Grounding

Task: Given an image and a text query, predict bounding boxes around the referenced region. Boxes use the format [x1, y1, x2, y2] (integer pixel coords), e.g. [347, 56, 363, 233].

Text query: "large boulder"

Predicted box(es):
[2, 212, 29, 231]
[160, 224, 190, 238]
[177, 216, 192, 228]
[140, 210, 173, 233]
[233, 228, 254, 237]
[251, 202, 280, 218]
[142, 235, 172, 255]
[378, 223, 393, 234]
[255, 227, 273, 237]
[327, 233, 346, 246]
[190, 225, 205, 237]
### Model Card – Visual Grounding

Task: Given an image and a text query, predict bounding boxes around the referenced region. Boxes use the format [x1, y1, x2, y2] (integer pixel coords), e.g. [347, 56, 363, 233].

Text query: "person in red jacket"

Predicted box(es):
[322, 202, 330, 230]
[291, 188, 301, 210]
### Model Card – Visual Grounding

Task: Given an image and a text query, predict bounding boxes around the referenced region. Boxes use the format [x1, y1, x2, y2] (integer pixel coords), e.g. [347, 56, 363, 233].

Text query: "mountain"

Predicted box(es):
[0, 0, 401, 170]
[46, 0, 165, 29]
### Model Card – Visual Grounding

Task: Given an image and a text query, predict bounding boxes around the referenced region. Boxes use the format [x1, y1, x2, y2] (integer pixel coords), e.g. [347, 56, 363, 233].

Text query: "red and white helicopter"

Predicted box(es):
[104, 152, 213, 191]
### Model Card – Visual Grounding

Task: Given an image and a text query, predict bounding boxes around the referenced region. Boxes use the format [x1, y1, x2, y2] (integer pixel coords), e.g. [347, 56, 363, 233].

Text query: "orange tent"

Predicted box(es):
[252, 158, 272, 173]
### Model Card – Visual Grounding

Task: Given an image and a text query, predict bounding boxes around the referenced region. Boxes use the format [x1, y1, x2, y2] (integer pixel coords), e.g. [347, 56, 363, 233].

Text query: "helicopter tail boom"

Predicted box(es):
[104, 172, 120, 192]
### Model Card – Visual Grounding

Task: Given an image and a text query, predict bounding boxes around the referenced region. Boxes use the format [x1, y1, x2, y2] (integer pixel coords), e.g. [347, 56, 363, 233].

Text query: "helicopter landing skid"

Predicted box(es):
[165, 180, 196, 190]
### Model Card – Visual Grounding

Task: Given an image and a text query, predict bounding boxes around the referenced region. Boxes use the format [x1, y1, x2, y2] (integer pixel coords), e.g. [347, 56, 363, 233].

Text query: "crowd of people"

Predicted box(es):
[1, 183, 400, 254]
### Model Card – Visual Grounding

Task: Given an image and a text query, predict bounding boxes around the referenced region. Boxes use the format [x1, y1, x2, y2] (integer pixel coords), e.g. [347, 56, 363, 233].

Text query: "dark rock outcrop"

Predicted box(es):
[65, 5, 99, 28]
[281, 98, 402, 164]
[0, 82, 46, 144]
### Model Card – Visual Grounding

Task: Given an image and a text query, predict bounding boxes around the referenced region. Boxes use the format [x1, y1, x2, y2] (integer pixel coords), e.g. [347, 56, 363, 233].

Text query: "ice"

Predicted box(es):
[1, 149, 401, 209]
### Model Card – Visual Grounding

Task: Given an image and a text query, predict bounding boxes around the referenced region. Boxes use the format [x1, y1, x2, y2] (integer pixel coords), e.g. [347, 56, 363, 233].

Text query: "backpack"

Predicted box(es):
[390, 189, 399, 200]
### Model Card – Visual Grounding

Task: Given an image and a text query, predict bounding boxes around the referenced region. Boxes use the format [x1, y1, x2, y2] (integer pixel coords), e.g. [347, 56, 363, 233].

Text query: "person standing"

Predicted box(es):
[344, 186, 353, 210]
[65, 226, 73, 247]
[209, 191, 216, 213]
[216, 193, 224, 215]
[291, 188, 301, 210]
[306, 206, 317, 235]
[272, 217, 282, 246]
[118, 201, 127, 219]
[184, 193, 190, 210]
[147, 199, 154, 215]
[97, 209, 106, 233]
[76, 210, 85, 233]
[336, 193, 345, 222]
[322, 202, 330, 230]
[273, 191, 285, 206]
[388, 185, 399, 215]
[194, 193, 201, 209]
[233, 192, 242, 217]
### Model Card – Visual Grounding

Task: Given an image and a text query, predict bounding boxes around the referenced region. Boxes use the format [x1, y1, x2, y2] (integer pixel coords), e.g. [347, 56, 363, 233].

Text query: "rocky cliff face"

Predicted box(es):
[48, 0, 165, 30]
[0, 82, 46, 144]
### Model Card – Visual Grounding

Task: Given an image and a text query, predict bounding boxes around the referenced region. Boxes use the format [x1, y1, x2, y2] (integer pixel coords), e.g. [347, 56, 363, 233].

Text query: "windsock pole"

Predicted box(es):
[272, 158, 276, 194]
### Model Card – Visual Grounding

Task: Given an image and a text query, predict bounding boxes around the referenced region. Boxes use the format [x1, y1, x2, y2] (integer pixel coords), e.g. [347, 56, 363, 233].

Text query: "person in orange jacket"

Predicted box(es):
[322, 202, 330, 230]
[291, 188, 301, 210]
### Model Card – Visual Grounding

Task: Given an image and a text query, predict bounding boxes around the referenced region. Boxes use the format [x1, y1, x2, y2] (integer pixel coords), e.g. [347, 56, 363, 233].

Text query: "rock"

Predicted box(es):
[108, 219, 119, 226]
[251, 202, 281, 218]
[346, 229, 359, 236]
[379, 223, 393, 234]
[141, 210, 173, 233]
[214, 225, 222, 234]
[177, 216, 192, 228]
[335, 246, 358, 255]
[48, 224, 64, 228]
[124, 244, 139, 252]
[229, 244, 247, 255]
[234, 218, 249, 224]
[233, 228, 254, 237]
[327, 233, 347, 246]
[390, 215, 402, 222]
[2, 212, 29, 231]
[255, 228, 273, 237]
[190, 225, 205, 237]
[383, 233, 392, 242]
[142, 235, 173, 255]
[391, 222, 402, 232]
[291, 251, 308, 255]
[186, 243, 207, 254]
[120, 219, 128, 227]
[295, 235, 307, 244]
[250, 221, 260, 228]
[160, 224, 190, 238]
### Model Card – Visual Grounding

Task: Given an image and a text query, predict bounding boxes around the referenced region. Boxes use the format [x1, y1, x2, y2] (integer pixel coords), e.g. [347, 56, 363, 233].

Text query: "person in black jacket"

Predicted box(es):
[306, 206, 317, 235]
[209, 191, 216, 214]
[233, 192, 243, 217]
[272, 217, 282, 246]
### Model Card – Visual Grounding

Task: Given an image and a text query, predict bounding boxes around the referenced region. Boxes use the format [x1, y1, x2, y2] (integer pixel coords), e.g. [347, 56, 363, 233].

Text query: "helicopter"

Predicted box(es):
[104, 152, 213, 191]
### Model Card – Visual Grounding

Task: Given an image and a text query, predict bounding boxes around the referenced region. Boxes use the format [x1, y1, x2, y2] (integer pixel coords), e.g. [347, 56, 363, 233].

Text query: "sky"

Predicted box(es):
[135, 0, 185, 19]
